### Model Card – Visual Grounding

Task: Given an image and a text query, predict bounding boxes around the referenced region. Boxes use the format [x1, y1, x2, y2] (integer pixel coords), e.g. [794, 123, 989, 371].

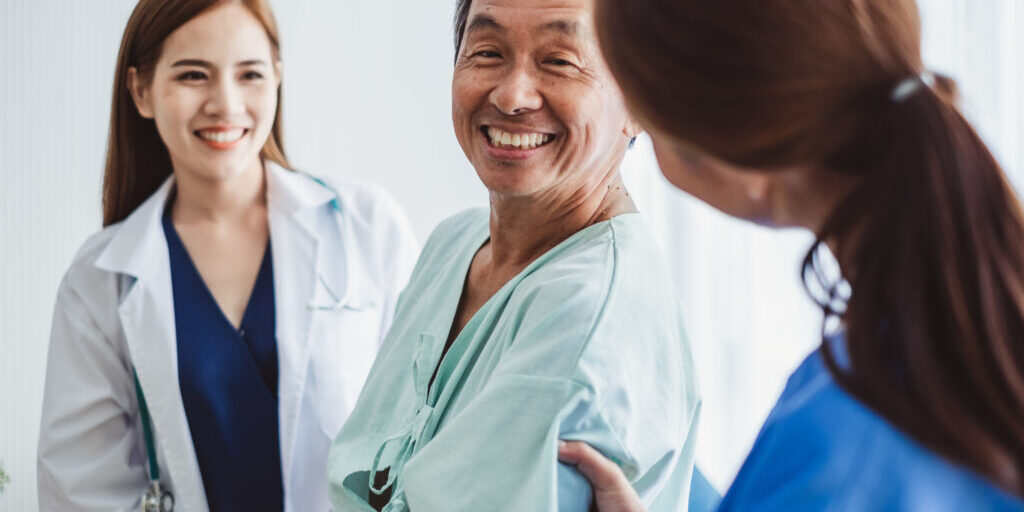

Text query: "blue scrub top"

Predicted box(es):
[163, 211, 284, 511]
[719, 335, 1024, 511]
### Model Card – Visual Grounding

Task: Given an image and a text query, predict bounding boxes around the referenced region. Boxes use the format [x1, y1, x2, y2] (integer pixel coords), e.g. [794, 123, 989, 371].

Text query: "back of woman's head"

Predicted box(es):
[103, 0, 289, 227]
[596, 0, 1024, 495]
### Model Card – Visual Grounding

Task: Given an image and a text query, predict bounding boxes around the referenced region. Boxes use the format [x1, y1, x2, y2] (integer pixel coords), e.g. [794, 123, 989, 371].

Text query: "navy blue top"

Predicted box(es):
[163, 211, 284, 511]
[719, 335, 1024, 511]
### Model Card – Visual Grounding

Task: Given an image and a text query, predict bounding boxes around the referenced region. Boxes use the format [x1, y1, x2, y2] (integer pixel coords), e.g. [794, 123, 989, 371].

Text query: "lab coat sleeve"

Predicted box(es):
[37, 272, 147, 511]
[370, 188, 419, 344]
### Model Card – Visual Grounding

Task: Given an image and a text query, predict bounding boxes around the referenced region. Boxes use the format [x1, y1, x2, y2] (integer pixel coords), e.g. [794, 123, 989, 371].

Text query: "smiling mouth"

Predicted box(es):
[482, 126, 556, 150]
[194, 128, 249, 145]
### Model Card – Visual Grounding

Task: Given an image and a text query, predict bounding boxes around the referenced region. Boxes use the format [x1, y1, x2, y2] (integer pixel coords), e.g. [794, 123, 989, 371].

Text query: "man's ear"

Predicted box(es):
[127, 67, 155, 119]
[623, 116, 644, 140]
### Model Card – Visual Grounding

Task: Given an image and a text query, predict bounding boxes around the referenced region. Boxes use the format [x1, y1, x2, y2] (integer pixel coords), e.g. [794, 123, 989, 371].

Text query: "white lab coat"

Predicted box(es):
[37, 163, 419, 512]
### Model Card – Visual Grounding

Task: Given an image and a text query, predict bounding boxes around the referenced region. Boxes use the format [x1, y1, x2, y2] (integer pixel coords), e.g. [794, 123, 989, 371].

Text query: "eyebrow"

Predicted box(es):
[466, 14, 505, 35]
[170, 59, 268, 68]
[465, 15, 582, 39]
[538, 20, 580, 37]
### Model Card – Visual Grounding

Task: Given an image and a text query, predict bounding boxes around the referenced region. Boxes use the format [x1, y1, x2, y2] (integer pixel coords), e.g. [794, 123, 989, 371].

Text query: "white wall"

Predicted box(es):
[272, 0, 487, 236]
[2, 0, 1021, 510]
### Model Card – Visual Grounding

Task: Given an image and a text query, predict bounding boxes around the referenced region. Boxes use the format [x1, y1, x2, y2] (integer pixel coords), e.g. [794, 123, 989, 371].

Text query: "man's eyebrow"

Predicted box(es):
[537, 20, 581, 37]
[466, 14, 505, 34]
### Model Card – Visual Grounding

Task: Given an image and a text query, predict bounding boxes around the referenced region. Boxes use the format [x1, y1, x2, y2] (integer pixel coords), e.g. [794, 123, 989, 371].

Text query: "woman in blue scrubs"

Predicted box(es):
[558, 0, 1024, 509]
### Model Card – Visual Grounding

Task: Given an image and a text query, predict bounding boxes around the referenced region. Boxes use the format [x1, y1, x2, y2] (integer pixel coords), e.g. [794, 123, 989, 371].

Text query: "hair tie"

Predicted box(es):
[890, 72, 936, 102]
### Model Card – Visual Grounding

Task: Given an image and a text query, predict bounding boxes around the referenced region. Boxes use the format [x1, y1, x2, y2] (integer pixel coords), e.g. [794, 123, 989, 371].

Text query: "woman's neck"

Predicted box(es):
[171, 159, 267, 225]
[775, 165, 864, 279]
[486, 171, 637, 268]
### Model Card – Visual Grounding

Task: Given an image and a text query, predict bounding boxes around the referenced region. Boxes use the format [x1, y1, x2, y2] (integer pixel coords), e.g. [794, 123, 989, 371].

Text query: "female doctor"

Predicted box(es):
[37, 1, 417, 510]
[559, 0, 1024, 510]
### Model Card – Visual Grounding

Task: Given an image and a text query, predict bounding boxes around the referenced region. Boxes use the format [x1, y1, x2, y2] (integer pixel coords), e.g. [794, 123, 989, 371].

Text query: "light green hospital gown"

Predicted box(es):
[327, 208, 700, 512]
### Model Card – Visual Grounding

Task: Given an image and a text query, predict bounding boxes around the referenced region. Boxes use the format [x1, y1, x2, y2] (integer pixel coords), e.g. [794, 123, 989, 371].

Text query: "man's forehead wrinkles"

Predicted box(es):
[473, 0, 586, 9]
[467, 10, 591, 36]
[471, 1, 589, 21]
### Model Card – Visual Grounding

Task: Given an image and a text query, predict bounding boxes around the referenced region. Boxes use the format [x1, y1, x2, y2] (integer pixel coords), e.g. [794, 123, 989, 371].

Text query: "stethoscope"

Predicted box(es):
[305, 181, 378, 313]
[133, 370, 174, 512]
[129, 178, 368, 511]
[130, 278, 366, 512]
[307, 273, 378, 312]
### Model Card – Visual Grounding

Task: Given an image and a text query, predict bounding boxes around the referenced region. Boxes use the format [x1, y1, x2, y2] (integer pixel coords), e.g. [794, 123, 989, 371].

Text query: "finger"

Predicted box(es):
[558, 441, 631, 492]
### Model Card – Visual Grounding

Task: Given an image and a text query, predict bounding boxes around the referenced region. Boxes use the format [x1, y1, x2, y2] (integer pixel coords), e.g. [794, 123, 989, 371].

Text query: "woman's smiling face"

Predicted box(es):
[129, 2, 281, 183]
[451, 0, 640, 199]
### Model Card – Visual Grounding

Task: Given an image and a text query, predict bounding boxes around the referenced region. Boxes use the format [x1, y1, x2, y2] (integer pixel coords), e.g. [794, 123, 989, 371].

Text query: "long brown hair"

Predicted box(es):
[102, 0, 290, 227]
[596, 0, 1024, 496]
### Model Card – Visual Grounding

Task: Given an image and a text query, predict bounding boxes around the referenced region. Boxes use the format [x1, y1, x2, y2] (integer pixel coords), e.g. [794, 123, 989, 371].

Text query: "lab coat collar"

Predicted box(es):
[266, 161, 336, 216]
[94, 161, 335, 278]
[94, 178, 173, 279]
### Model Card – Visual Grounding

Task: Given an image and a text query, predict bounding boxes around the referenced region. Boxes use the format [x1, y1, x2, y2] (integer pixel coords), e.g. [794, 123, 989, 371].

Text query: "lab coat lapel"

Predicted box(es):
[266, 164, 337, 490]
[94, 178, 210, 512]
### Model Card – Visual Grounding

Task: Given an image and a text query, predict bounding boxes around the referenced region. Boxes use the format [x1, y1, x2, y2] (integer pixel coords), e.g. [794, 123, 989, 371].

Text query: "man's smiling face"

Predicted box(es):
[451, 0, 639, 199]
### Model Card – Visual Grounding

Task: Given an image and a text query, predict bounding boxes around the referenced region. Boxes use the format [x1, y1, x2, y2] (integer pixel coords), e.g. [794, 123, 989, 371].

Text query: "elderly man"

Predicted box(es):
[327, 0, 699, 510]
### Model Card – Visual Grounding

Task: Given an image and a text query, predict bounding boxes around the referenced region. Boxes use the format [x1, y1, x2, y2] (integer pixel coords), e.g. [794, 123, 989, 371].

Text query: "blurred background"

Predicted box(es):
[1, 0, 1021, 509]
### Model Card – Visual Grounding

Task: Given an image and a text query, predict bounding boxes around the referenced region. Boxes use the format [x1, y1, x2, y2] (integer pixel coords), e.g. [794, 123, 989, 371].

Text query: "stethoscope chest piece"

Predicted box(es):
[143, 480, 174, 512]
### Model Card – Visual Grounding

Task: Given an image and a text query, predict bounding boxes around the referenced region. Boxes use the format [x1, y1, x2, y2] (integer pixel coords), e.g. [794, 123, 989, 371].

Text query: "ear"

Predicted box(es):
[274, 60, 283, 88]
[127, 67, 155, 119]
[623, 115, 644, 140]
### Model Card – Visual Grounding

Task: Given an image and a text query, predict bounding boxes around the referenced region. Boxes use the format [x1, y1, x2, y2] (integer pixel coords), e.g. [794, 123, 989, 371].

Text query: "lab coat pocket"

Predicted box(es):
[311, 304, 384, 438]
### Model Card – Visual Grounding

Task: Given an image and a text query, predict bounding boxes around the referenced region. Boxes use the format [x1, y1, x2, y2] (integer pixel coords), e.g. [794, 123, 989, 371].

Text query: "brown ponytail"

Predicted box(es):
[102, 0, 290, 227]
[596, 0, 1024, 495]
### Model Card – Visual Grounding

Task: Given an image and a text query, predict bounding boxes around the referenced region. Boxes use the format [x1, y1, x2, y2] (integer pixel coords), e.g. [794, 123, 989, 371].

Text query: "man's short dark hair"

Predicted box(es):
[454, 0, 472, 62]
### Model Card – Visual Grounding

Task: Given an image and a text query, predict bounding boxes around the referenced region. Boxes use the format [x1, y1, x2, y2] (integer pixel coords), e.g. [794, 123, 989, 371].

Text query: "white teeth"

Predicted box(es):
[197, 129, 245, 144]
[486, 127, 553, 150]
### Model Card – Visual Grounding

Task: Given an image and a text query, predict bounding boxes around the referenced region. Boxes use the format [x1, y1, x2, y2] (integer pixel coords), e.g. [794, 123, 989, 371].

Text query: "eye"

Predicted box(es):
[472, 50, 502, 59]
[177, 70, 207, 81]
[544, 58, 575, 67]
[241, 70, 265, 81]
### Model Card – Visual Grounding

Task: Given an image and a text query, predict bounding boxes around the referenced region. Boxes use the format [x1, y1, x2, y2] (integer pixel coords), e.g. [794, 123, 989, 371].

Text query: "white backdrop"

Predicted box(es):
[1, 1, 1020, 510]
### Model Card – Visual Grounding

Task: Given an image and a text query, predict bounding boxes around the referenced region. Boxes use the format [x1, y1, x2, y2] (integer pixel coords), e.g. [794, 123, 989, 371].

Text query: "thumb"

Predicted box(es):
[558, 440, 632, 493]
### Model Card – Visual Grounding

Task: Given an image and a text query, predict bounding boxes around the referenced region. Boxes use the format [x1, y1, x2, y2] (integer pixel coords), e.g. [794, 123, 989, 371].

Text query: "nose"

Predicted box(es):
[203, 75, 244, 119]
[489, 64, 543, 116]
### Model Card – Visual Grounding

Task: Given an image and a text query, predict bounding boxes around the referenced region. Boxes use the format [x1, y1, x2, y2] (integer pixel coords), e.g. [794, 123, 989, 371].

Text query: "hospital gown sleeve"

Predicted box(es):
[399, 270, 691, 511]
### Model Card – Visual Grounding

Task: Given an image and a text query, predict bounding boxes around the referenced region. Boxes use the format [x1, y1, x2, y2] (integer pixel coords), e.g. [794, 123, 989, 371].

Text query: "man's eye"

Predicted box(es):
[545, 58, 574, 67]
[177, 71, 207, 81]
[473, 50, 501, 59]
